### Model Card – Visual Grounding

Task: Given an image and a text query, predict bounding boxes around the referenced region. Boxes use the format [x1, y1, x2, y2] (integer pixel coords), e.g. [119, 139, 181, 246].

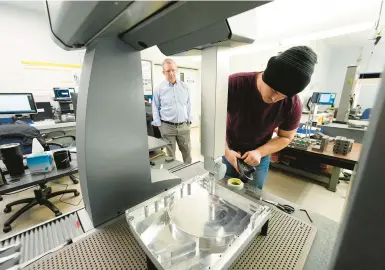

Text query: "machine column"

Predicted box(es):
[201, 46, 229, 185]
[77, 37, 151, 226]
[336, 66, 359, 122]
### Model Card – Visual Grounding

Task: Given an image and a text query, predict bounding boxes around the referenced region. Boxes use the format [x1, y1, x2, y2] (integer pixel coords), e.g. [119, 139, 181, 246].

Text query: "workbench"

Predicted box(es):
[272, 142, 361, 192]
[0, 159, 78, 195]
[321, 122, 366, 143]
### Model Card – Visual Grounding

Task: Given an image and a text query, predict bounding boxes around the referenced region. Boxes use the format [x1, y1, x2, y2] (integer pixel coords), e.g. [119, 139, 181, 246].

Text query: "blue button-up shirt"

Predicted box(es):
[152, 80, 191, 126]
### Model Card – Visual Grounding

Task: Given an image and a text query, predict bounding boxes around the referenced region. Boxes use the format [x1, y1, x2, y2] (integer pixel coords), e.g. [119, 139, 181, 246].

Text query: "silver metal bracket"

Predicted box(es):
[204, 156, 227, 195]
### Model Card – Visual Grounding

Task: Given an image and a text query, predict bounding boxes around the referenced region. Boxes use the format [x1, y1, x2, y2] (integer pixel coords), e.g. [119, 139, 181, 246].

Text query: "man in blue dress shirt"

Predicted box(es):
[152, 59, 192, 164]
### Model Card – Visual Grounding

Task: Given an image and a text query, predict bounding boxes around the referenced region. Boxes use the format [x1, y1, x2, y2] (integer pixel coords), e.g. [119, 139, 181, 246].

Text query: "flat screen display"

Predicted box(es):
[0, 93, 37, 114]
[54, 88, 74, 99]
[318, 93, 336, 105]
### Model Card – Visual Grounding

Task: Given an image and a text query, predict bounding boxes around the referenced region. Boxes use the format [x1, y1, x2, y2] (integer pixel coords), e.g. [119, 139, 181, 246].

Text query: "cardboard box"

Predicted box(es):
[26, 152, 54, 174]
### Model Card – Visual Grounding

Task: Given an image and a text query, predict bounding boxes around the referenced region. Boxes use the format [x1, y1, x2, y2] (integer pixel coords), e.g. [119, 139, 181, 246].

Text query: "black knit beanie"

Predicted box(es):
[262, 46, 317, 97]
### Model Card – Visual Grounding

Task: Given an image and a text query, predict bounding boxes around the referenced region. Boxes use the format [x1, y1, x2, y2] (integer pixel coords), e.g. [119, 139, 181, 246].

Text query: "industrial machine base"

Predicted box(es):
[24, 189, 316, 270]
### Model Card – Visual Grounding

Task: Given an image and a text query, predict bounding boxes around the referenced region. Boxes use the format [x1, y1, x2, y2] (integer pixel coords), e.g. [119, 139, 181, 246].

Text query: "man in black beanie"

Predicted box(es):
[224, 46, 317, 189]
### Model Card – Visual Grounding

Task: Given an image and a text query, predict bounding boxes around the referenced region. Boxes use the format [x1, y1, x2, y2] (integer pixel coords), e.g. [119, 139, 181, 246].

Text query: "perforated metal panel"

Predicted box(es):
[0, 213, 83, 264]
[26, 218, 146, 270]
[225, 182, 317, 270]
[231, 210, 314, 270]
[26, 192, 316, 270]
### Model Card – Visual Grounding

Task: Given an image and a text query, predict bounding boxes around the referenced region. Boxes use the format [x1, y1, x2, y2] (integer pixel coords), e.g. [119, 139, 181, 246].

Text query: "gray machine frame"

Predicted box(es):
[45, 0, 268, 227]
[76, 37, 182, 226]
[329, 66, 385, 269]
[335, 66, 359, 122]
[45, 1, 385, 268]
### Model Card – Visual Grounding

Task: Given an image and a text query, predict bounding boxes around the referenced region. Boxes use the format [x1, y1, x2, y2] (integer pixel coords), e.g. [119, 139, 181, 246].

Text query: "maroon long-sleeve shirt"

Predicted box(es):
[226, 72, 302, 153]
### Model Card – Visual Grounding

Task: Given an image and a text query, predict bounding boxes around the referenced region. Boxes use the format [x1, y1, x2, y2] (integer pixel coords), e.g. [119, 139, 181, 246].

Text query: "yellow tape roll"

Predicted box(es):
[227, 178, 244, 190]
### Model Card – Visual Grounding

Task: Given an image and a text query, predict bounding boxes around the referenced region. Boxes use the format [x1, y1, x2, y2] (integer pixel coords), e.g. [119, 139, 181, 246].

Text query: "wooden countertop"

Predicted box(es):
[308, 142, 362, 163]
[321, 123, 367, 131]
[281, 142, 362, 168]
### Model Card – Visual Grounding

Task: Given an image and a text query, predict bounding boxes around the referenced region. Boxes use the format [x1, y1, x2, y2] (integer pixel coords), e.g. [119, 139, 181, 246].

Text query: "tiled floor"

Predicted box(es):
[0, 127, 349, 239]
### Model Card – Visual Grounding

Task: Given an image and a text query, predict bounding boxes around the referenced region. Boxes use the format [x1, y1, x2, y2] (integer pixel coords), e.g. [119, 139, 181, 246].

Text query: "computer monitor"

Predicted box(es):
[0, 93, 37, 114]
[310, 92, 320, 103]
[310, 92, 336, 105]
[317, 93, 336, 105]
[31, 102, 54, 121]
[53, 88, 74, 100]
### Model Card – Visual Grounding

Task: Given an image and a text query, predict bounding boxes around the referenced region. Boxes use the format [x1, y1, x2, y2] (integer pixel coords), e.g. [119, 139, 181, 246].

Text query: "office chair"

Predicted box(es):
[42, 132, 76, 149]
[1, 166, 80, 233]
[42, 130, 66, 139]
[0, 125, 80, 233]
[361, 108, 372, 120]
[42, 132, 78, 184]
[0, 142, 80, 233]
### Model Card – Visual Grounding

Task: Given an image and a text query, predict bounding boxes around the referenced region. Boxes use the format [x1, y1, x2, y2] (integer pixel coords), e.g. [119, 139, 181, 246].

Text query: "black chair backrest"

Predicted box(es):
[0, 122, 47, 155]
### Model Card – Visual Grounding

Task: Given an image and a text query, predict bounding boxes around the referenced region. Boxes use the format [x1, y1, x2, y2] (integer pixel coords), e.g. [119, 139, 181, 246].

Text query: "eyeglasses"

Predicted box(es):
[164, 69, 177, 74]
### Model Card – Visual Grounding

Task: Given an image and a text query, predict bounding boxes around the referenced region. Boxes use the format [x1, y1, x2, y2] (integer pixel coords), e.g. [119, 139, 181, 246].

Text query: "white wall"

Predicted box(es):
[325, 41, 385, 108]
[141, 46, 201, 70]
[0, 2, 203, 122]
[230, 38, 384, 111]
[0, 3, 84, 102]
[229, 0, 385, 110]
[6, 0, 383, 121]
[251, 0, 383, 45]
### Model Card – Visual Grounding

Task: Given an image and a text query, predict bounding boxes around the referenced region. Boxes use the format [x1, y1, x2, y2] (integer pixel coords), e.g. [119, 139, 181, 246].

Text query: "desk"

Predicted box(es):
[272, 142, 361, 192]
[0, 160, 78, 195]
[31, 121, 76, 135]
[0, 140, 173, 194]
[0, 156, 79, 233]
[321, 123, 366, 143]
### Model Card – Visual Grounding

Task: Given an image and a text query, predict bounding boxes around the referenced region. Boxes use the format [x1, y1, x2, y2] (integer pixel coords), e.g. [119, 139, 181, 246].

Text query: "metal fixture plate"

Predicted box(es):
[25, 217, 146, 270]
[25, 183, 316, 270]
[231, 210, 315, 270]
[220, 182, 317, 270]
[126, 176, 271, 270]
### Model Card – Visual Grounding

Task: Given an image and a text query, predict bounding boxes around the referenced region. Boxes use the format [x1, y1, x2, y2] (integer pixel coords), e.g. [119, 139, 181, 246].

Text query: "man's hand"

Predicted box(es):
[242, 149, 262, 166]
[225, 148, 241, 173]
